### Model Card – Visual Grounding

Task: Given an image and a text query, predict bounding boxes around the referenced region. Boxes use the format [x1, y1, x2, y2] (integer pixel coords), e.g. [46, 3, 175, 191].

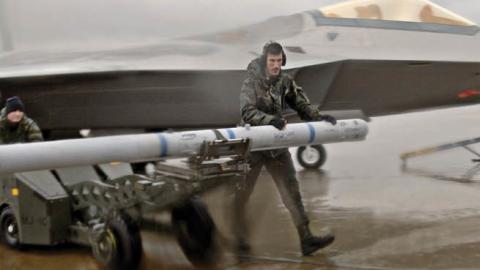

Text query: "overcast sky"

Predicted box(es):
[1, 0, 479, 51]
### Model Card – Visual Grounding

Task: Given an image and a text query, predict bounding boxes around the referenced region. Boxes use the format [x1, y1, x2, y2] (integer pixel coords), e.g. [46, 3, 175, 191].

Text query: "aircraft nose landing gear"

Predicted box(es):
[297, 144, 327, 169]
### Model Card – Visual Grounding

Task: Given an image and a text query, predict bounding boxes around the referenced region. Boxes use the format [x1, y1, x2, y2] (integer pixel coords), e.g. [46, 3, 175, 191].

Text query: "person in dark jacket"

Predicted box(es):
[235, 41, 336, 256]
[0, 96, 43, 144]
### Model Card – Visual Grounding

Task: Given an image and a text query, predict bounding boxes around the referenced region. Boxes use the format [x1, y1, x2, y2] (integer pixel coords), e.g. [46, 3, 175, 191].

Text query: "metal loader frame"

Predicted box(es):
[0, 138, 251, 269]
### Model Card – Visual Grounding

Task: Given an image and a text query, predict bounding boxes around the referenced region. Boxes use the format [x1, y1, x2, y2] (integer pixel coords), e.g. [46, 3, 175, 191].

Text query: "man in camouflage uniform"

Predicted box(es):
[235, 41, 336, 256]
[0, 96, 43, 144]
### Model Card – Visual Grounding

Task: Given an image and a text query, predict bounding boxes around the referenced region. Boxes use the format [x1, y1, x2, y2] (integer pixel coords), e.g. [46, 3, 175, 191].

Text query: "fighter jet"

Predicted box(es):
[0, 2, 477, 266]
[0, 0, 479, 166]
[0, 0, 478, 132]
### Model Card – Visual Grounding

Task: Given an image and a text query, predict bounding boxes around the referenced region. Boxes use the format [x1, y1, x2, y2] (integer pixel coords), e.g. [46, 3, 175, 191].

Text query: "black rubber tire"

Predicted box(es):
[0, 207, 22, 249]
[297, 144, 327, 169]
[171, 197, 217, 266]
[93, 211, 143, 270]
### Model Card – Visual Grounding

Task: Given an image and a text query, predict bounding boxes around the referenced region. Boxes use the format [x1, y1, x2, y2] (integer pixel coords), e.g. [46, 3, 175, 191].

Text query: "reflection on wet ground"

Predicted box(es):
[2, 105, 480, 269]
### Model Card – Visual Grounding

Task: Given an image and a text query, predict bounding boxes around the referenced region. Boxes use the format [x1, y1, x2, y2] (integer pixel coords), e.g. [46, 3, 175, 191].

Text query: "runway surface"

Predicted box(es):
[2, 104, 480, 270]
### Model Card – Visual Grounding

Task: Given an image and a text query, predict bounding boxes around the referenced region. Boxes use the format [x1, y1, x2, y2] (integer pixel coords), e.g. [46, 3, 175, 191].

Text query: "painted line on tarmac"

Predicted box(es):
[223, 254, 392, 270]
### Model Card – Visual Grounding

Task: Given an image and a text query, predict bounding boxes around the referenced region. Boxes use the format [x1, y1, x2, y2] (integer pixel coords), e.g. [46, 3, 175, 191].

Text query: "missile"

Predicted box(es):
[0, 119, 367, 174]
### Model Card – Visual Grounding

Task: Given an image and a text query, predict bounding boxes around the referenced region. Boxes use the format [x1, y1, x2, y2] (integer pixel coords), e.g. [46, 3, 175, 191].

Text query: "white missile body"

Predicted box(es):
[0, 119, 368, 174]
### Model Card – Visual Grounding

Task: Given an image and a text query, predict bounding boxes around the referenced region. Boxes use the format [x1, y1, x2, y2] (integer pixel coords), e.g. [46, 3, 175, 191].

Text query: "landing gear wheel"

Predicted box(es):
[92, 211, 142, 270]
[0, 207, 21, 249]
[172, 196, 217, 266]
[297, 144, 327, 169]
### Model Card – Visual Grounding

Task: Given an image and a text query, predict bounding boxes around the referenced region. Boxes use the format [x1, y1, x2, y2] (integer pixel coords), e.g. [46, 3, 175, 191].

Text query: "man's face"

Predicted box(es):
[7, 110, 24, 123]
[265, 53, 283, 77]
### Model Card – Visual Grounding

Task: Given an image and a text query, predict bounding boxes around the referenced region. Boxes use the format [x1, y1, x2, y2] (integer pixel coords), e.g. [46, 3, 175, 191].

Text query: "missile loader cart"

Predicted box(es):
[0, 138, 250, 270]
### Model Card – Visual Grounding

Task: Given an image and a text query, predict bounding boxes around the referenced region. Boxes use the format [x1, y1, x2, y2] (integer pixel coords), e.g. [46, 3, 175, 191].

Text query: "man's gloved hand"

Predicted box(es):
[317, 114, 337, 125]
[270, 117, 287, 130]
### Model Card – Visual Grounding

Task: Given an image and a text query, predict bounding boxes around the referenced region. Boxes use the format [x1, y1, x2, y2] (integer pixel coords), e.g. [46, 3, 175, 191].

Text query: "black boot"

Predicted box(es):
[297, 224, 335, 256]
[301, 234, 335, 256]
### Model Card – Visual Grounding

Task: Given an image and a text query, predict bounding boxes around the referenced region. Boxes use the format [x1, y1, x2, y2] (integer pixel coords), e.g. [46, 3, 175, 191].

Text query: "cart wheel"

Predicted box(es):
[92, 211, 142, 270]
[297, 145, 327, 169]
[172, 197, 217, 266]
[0, 207, 22, 249]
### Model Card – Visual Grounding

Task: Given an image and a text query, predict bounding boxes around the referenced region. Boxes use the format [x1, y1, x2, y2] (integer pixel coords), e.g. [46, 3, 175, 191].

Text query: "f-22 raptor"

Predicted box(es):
[0, 0, 479, 168]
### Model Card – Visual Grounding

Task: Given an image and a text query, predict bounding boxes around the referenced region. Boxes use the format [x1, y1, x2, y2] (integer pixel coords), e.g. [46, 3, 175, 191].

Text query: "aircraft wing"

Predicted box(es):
[0, 0, 479, 133]
[293, 59, 480, 117]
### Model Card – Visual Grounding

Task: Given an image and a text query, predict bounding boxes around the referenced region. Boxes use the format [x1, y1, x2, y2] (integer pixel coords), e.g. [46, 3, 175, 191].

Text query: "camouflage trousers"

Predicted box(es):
[232, 150, 310, 241]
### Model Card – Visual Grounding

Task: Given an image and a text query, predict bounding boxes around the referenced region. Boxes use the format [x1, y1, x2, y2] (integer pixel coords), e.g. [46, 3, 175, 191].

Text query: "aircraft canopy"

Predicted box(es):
[319, 0, 477, 26]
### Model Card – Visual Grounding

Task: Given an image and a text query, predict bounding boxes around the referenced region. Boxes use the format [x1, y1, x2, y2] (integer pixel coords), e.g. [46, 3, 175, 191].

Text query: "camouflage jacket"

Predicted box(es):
[0, 108, 44, 144]
[240, 58, 320, 126]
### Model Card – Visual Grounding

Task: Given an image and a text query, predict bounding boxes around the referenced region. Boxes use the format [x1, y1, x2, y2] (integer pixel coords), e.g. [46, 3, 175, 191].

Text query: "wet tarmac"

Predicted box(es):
[2, 105, 480, 270]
